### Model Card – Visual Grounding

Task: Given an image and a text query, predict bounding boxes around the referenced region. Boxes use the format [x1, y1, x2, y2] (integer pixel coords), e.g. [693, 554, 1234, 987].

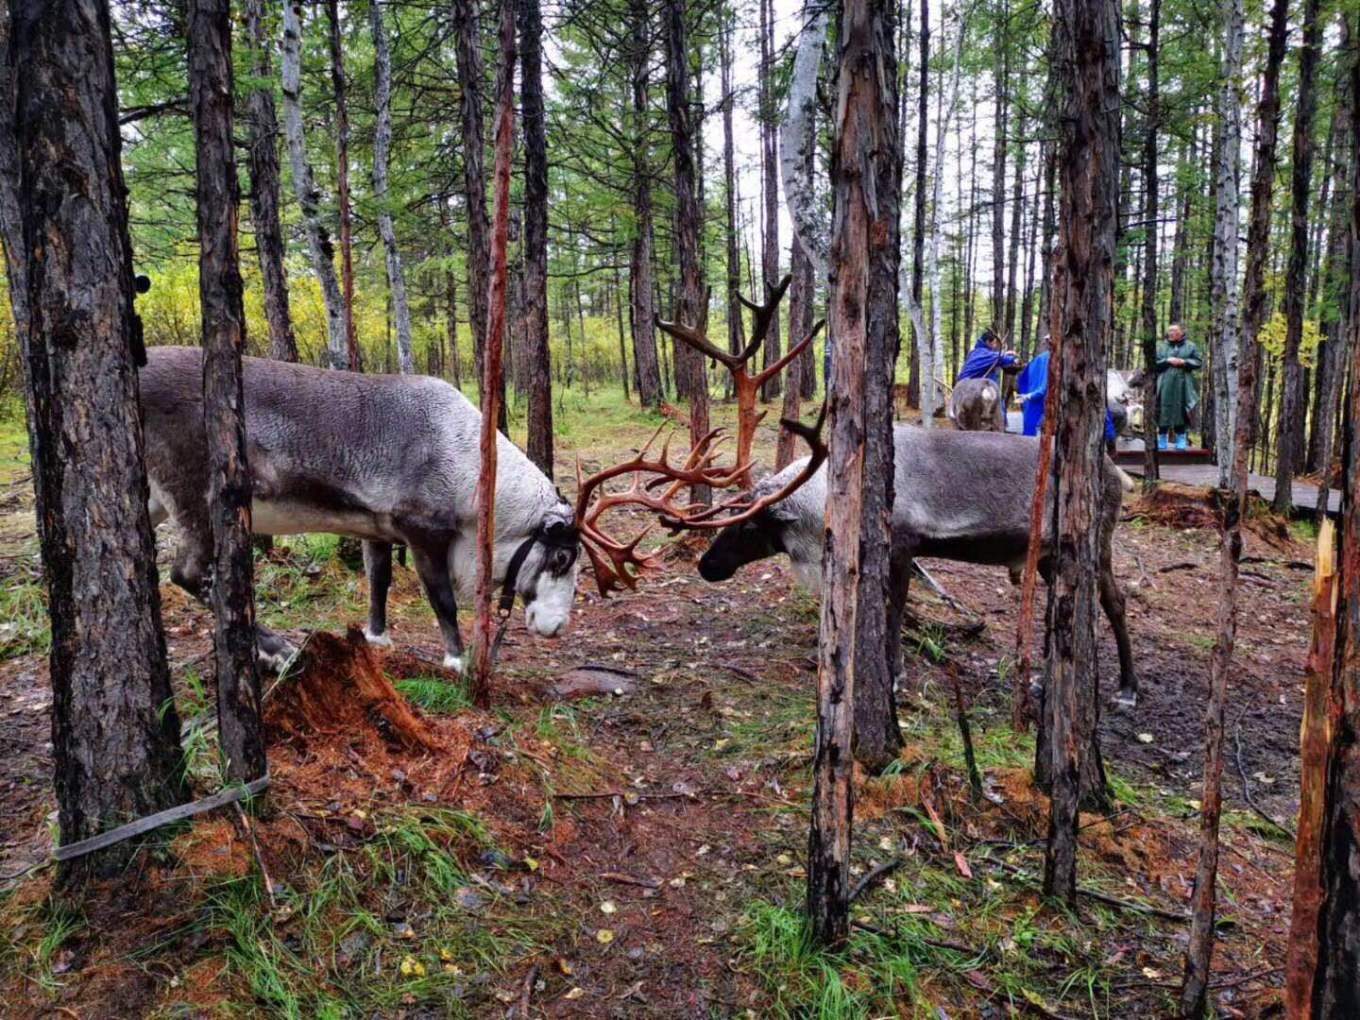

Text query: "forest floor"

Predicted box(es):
[0, 389, 1317, 1019]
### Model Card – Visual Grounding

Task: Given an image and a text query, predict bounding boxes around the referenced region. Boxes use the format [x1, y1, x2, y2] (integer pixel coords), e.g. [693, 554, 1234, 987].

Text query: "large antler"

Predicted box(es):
[573, 425, 750, 595]
[656, 274, 824, 488]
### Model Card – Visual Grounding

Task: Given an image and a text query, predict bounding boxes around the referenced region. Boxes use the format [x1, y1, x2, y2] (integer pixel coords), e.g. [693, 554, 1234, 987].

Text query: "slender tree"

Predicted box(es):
[1179, 0, 1290, 1012]
[663, 0, 710, 504]
[908, 0, 928, 415]
[720, 3, 745, 381]
[243, 0, 297, 363]
[280, 0, 346, 368]
[471, 0, 517, 704]
[629, 0, 663, 409]
[519, 0, 553, 472]
[1273, 0, 1324, 511]
[808, 0, 898, 946]
[990, 1, 1009, 332]
[1209, 0, 1244, 488]
[370, 0, 414, 374]
[3, 0, 186, 885]
[758, 0, 782, 399]
[325, 0, 360, 371]
[1138, 0, 1161, 487]
[188, 0, 265, 784]
[1042, 0, 1119, 903]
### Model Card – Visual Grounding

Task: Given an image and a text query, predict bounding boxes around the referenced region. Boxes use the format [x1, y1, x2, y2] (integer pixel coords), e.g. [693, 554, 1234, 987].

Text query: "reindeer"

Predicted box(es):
[139, 347, 629, 672]
[694, 427, 1140, 707]
[948, 377, 1006, 432]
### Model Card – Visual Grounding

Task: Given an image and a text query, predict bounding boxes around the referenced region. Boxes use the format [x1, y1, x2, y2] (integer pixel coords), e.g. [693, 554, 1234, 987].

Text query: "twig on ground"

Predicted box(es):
[717, 661, 762, 683]
[599, 871, 661, 889]
[553, 790, 691, 801]
[948, 668, 983, 801]
[1233, 711, 1296, 840]
[1158, 561, 1198, 573]
[233, 802, 277, 908]
[516, 962, 539, 1018]
[848, 858, 903, 903]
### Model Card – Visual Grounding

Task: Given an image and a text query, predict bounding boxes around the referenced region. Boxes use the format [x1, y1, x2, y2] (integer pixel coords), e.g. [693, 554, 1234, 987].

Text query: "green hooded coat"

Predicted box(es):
[1156, 337, 1200, 432]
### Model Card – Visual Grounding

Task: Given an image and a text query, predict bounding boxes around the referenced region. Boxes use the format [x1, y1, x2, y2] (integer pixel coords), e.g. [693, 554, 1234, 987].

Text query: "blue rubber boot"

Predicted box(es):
[1175, 433, 1189, 451]
[1157, 432, 1168, 451]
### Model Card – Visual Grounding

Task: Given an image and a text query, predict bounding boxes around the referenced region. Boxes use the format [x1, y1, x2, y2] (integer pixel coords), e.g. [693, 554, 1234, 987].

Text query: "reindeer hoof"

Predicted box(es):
[1112, 689, 1137, 709]
[442, 653, 466, 674]
[363, 628, 393, 648]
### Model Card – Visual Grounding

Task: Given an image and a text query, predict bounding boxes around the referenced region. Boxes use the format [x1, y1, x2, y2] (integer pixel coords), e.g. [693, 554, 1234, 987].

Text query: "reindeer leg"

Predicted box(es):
[164, 502, 296, 671]
[1102, 556, 1137, 708]
[409, 539, 465, 672]
[362, 540, 394, 647]
[887, 554, 913, 692]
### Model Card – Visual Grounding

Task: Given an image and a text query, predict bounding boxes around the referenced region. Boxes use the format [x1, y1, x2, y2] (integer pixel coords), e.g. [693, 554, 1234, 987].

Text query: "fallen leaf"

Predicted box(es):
[953, 852, 973, 879]
[600, 900, 617, 915]
[564, 987, 586, 1000]
[596, 929, 615, 945]
[399, 956, 426, 978]
[1137, 733, 1154, 744]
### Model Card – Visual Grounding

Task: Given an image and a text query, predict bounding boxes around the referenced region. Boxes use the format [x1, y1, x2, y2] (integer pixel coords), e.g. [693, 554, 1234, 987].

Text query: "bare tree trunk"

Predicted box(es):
[370, 0, 413, 374]
[721, 5, 744, 384]
[4, 0, 186, 885]
[471, 0, 516, 706]
[663, 0, 710, 505]
[1036, 141, 1057, 344]
[189, 0, 265, 784]
[1004, 124, 1026, 341]
[325, 0, 360, 372]
[1272, 0, 1324, 512]
[1179, 1, 1289, 1013]
[243, 0, 297, 363]
[758, 0, 782, 399]
[1209, 0, 1244, 488]
[990, 7, 1009, 332]
[1168, 129, 1195, 326]
[1042, 0, 1119, 903]
[909, 0, 928, 416]
[518, 0, 552, 472]
[1139, 0, 1161, 488]
[925, 11, 966, 423]
[281, 0, 346, 368]
[1018, 152, 1042, 359]
[808, 0, 897, 945]
[630, 0, 663, 410]
[1282, 18, 1360, 1013]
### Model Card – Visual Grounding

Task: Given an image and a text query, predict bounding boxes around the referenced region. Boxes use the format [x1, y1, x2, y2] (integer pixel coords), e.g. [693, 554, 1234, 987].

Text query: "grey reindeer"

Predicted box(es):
[139, 347, 584, 672]
[696, 425, 1140, 707]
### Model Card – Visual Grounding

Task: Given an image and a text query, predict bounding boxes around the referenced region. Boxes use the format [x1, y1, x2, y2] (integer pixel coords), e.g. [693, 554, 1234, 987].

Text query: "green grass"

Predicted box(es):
[0, 569, 47, 659]
[394, 676, 473, 715]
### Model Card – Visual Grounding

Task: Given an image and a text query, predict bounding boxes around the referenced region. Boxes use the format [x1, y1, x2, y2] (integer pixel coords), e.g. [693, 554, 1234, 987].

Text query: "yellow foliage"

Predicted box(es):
[1257, 310, 1323, 369]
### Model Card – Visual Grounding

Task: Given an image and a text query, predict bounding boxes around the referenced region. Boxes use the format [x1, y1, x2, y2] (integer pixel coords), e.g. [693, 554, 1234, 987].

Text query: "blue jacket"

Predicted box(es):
[957, 337, 1019, 384]
[1016, 351, 1115, 442]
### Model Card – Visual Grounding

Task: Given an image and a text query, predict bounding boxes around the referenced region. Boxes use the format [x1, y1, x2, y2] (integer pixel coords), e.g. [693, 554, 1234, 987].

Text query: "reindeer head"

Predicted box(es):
[498, 501, 580, 638]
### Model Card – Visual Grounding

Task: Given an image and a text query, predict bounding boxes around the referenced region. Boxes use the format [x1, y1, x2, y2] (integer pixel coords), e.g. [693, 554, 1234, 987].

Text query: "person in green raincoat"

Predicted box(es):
[1156, 323, 1200, 450]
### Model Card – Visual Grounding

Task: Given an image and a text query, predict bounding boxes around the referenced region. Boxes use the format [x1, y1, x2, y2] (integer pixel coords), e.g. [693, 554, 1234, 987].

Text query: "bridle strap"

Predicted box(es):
[499, 534, 539, 614]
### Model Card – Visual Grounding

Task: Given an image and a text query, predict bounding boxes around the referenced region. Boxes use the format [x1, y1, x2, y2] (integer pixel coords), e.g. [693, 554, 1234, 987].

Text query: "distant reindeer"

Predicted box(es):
[696, 426, 1140, 706]
[948, 377, 1005, 432]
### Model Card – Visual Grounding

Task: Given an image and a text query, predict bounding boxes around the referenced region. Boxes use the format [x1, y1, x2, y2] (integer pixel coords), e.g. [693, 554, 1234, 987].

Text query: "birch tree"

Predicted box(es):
[370, 0, 414, 375]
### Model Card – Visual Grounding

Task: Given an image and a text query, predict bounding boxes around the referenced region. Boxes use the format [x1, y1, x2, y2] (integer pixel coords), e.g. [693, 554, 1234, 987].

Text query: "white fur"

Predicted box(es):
[363, 628, 393, 648]
[524, 561, 579, 637]
[443, 653, 466, 673]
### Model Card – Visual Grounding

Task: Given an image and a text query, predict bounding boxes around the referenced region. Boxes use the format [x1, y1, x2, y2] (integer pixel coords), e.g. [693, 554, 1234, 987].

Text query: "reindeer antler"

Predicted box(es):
[572, 425, 751, 595]
[656, 274, 823, 489]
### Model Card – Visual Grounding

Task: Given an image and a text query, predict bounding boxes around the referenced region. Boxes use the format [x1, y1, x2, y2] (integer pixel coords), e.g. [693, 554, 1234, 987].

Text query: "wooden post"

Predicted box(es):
[470, 0, 517, 707]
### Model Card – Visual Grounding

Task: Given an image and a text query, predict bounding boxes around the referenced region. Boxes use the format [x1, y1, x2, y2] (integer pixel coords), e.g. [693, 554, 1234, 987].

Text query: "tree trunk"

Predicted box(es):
[280, 0, 346, 368]
[1036, 139, 1057, 346]
[1209, 0, 1245, 487]
[1042, 0, 1119, 903]
[370, 0, 414, 375]
[189, 0, 265, 785]
[1272, 0, 1324, 512]
[325, 0, 360, 372]
[4, 0, 186, 885]
[1139, 0, 1161, 488]
[909, 0, 928, 416]
[991, 7, 1009, 332]
[518, 0, 552, 473]
[1308, 19, 1353, 512]
[758, 0, 782, 399]
[1018, 151, 1042, 359]
[242, 0, 297, 363]
[1178, 1, 1289, 1013]
[808, 0, 897, 946]
[663, 0, 710, 505]
[721, 5, 744, 385]
[1168, 128, 1196, 325]
[471, 0, 516, 705]
[629, 0, 663, 410]
[1282, 19, 1360, 1013]
[1004, 123, 1025, 341]
[454, 0, 503, 429]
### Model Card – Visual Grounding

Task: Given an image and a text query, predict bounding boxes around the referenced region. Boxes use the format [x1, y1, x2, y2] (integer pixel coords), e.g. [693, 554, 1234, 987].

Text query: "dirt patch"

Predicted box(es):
[265, 627, 436, 752]
[1126, 481, 1299, 553]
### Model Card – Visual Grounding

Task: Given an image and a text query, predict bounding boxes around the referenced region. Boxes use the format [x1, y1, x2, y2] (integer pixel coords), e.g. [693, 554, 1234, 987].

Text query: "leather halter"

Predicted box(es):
[498, 521, 581, 614]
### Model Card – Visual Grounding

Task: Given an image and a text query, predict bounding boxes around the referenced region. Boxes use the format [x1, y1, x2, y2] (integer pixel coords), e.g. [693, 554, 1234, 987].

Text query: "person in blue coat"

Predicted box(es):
[1016, 335, 1116, 445]
[957, 329, 1019, 384]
